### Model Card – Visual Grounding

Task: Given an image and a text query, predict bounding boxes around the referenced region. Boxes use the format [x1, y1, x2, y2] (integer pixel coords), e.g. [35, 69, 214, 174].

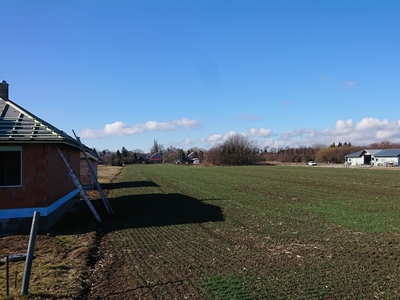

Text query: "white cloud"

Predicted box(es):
[207, 134, 222, 143]
[376, 130, 394, 140]
[281, 128, 313, 139]
[223, 131, 238, 140]
[354, 118, 388, 131]
[203, 117, 400, 150]
[204, 131, 244, 146]
[80, 117, 202, 138]
[277, 117, 400, 147]
[249, 127, 272, 137]
[331, 119, 354, 135]
[180, 139, 192, 146]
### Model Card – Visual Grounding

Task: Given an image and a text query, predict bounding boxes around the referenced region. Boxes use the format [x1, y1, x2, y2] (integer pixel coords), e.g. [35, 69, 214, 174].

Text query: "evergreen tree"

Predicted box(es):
[180, 149, 186, 161]
[121, 146, 128, 158]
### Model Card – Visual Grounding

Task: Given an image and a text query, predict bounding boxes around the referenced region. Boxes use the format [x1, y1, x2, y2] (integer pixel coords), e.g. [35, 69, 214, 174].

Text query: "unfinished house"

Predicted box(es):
[0, 81, 98, 234]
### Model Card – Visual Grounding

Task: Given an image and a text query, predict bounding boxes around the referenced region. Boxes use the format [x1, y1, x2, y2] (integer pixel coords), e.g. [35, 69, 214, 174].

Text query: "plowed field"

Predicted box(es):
[1, 164, 400, 299]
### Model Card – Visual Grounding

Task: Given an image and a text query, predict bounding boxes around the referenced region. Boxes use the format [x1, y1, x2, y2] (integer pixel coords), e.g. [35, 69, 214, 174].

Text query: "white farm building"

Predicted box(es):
[345, 148, 400, 166]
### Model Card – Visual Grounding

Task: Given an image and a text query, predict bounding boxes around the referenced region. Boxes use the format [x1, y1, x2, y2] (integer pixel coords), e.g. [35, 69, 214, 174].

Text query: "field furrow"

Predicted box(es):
[90, 164, 400, 299]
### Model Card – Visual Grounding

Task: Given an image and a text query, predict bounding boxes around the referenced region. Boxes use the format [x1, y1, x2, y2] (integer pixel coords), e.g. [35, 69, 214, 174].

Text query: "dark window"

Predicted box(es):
[0, 148, 22, 187]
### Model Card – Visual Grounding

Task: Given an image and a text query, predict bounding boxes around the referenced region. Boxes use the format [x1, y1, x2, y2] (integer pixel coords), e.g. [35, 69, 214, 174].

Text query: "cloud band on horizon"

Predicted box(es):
[205, 117, 400, 149]
[80, 117, 202, 138]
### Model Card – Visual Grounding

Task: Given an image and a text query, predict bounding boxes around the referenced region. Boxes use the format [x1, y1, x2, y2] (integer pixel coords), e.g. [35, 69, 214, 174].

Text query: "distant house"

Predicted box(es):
[187, 151, 199, 164]
[345, 148, 400, 166]
[148, 152, 163, 164]
[187, 152, 196, 160]
[0, 81, 98, 234]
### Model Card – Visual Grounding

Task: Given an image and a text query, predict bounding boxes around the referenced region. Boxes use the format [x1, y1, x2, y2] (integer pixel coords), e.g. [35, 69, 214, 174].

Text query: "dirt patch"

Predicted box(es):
[0, 221, 99, 299]
[0, 199, 108, 299]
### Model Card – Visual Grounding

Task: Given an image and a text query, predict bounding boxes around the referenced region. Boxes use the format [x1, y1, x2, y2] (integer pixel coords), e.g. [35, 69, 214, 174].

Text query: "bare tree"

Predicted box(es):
[162, 146, 182, 163]
[150, 140, 164, 155]
[220, 134, 259, 165]
[205, 147, 222, 165]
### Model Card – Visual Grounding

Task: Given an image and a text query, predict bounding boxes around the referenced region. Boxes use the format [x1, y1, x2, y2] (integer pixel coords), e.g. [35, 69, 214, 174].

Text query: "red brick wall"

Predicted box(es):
[47, 144, 79, 203]
[79, 153, 98, 189]
[0, 143, 80, 209]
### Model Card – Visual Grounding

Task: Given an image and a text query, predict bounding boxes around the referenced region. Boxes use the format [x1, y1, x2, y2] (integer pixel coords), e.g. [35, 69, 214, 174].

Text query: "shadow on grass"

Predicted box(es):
[101, 181, 159, 190]
[103, 193, 224, 231]
[50, 184, 224, 235]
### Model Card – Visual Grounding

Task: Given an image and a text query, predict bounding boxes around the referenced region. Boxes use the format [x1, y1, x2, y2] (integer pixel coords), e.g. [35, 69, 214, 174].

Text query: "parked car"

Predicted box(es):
[308, 160, 317, 166]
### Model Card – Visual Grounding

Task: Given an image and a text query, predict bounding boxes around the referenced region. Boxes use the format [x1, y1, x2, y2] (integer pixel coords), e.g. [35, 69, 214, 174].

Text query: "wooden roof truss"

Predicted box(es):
[0, 98, 72, 143]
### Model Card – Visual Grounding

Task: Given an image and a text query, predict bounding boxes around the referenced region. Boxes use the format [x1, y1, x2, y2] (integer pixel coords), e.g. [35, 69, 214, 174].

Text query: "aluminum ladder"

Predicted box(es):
[72, 130, 114, 214]
[57, 147, 102, 222]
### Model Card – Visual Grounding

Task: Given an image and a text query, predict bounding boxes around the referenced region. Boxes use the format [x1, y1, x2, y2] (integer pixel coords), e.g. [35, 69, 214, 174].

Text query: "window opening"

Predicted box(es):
[0, 146, 22, 187]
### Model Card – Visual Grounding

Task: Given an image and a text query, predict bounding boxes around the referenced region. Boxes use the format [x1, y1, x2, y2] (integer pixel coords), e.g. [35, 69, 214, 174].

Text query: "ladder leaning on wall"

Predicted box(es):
[57, 147, 102, 222]
[72, 130, 114, 215]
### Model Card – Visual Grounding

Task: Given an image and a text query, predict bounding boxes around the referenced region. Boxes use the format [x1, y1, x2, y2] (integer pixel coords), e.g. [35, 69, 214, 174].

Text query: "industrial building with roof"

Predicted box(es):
[0, 80, 98, 234]
[345, 148, 400, 166]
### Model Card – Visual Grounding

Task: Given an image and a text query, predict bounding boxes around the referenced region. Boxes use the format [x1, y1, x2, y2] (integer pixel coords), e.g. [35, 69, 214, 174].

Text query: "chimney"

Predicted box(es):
[0, 80, 9, 100]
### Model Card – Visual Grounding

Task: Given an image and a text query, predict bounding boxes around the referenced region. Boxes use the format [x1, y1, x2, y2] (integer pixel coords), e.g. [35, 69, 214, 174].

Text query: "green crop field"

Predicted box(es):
[104, 164, 400, 299]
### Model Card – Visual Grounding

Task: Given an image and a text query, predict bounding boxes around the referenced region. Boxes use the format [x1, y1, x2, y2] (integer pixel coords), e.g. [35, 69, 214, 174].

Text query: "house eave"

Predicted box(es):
[0, 139, 81, 149]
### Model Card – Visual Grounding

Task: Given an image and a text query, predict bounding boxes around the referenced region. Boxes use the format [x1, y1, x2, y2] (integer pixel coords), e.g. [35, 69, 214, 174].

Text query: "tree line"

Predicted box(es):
[98, 140, 205, 166]
[97, 135, 400, 166]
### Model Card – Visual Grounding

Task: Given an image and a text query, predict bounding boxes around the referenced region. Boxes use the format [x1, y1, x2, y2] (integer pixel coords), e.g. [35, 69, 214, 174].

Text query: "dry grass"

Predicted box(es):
[97, 165, 123, 184]
[0, 233, 98, 299]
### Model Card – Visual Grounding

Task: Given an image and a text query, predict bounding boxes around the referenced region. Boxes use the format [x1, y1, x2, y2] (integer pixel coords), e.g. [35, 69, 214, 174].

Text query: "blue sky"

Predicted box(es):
[1, 1, 400, 152]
